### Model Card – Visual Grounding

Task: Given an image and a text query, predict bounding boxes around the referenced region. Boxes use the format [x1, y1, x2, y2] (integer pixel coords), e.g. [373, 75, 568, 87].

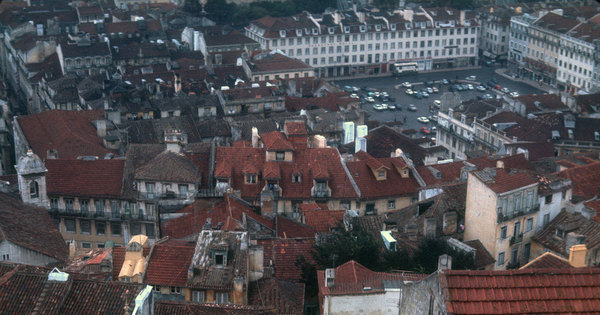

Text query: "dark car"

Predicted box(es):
[395, 104, 403, 110]
[425, 80, 434, 86]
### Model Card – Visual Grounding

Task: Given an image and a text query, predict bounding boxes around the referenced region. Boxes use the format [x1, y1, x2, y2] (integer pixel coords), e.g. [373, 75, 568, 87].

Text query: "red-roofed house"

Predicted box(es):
[399, 267, 600, 314]
[244, 52, 314, 82]
[214, 131, 359, 217]
[464, 167, 540, 270]
[301, 208, 345, 233]
[318, 260, 426, 314]
[143, 238, 196, 300]
[259, 237, 315, 282]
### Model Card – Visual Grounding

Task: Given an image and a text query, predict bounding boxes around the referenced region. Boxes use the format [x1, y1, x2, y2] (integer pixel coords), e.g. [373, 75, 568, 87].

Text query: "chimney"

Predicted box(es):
[438, 254, 452, 271]
[568, 244, 587, 267]
[46, 149, 58, 159]
[496, 160, 504, 169]
[164, 129, 186, 153]
[443, 211, 457, 235]
[325, 268, 335, 287]
[314, 135, 327, 148]
[565, 232, 585, 254]
[251, 127, 259, 148]
[96, 119, 106, 137]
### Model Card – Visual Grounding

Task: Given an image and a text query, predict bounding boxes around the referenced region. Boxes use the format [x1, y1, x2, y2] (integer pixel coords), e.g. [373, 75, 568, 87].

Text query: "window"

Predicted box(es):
[245, 174, 257, 184]
[276, 152, 285, 161]
[192, 290, 206, 302]
[65, 199, 74, 211]
[80, 200, 89, 213]
[378, 170, 385, 178]
[214, 251, 226, 266]
[96, 221, 106, 235]
[215, 292, 229, 304]
[387, 200, 395, 210]
[82, 242, 92, 249]
[50, 198, 58, 210]
[178, 184, 188, 198]
[170, 287, 181, 294]
[513, 221, 521, 237]
[95, 200, 104, 214]
[146, 224, 155, 238]
[80, 220, 91, 234]
[500, 226, 507, 239]
[97, 243, 105, 249]
[526, 218, 533, 232]
[498, 252, 505, 266]
[523, 243, 531, 261]
[146, 182, 155, 198]
[65, 219, 76, 233]
[556, 228, 564, 238]
[153, 286, 161, 292]
[131, 223, 141, 235]
[511, 247, 519, 265]
[29, 181, 39, 198]
[2, 254, 9, 260]
[111, 222, 121, 236]
[545, 194, 553, 204]
[292, 174, 301, 183]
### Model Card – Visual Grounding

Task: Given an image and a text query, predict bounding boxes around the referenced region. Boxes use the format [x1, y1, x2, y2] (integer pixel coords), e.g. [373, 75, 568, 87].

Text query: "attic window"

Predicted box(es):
[402, 169, 409, 177]
[296, 29, 302, 36]
[213, 250, 227, 266]
[29, 181, 39, 198]
[344, 26, 350, 33]
[292, 174, 301, 183]
[360, 25, 366, 32]
[378, 170, 386, 178]
[312, 28, 318, 35]
[245, 174, 257, 184]
[279, 30, 286, 38]
[328, 27, 334, 34]
[375, 24, 381, 31]
[556, 229, 564, 238]
[390, 24, 396, 30]
[276, 151, 285, 160]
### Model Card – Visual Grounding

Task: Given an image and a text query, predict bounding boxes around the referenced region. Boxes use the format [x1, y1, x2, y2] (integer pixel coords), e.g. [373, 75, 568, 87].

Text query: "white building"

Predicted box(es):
[246, 7, 479, 78]
[556, 22, 599, 94]
[508, 13, 537, 74]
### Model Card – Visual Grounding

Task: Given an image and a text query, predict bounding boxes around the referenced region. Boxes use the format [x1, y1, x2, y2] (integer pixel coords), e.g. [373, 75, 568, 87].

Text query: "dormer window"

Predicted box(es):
[402, 169, 409, 178]
[312, 28, 319, 35]
[279, 30, 286, 38]
[390, 24, 396, 31]
[375, 24, 381, 31]
[29, 181, 39, 198]
[276, 152, 285, 161]
[296, 29, 302, 36]
[377, 170, 386, 180]
[344, 26, 350, 33]
[556, 229, 564, 238]
[328, 27, 334, 34]
[360, 25, 366, 32]
[292, 174, 301, 183]
[245, 174, 257, 184]
[305, 28, 310, 34]
[212, 250, 227, 266]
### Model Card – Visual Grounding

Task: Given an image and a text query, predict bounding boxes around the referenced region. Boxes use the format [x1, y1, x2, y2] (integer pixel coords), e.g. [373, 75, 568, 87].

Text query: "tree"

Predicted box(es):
[412, 238, 475, 274]
[312, 227, 381, 270]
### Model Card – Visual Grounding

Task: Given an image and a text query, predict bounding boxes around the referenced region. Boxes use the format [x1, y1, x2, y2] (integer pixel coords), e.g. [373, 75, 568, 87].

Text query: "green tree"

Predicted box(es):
[312, 227, 381, 270]
[413, 238, 475, 273]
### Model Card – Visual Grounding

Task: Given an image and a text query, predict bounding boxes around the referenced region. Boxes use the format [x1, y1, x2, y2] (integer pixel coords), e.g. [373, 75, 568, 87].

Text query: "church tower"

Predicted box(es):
[16, 150, 49, 208]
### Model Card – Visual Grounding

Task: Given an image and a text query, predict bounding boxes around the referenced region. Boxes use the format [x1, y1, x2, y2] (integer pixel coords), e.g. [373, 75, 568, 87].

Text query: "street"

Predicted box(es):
[335, 67, 545, 135]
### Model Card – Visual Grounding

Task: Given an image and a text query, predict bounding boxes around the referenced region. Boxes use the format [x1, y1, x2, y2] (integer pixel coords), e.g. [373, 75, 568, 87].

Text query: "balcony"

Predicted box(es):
[510, 233, 523, 246]
[311, 187, 331, 198]
[138, 191, 194, 201]
[497, 203, 539, 223]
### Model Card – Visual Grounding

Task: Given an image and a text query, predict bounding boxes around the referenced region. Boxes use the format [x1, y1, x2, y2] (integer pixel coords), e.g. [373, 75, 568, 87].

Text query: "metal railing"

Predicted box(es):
[497, 204, 539, 223]
[510, 233, 523, 246]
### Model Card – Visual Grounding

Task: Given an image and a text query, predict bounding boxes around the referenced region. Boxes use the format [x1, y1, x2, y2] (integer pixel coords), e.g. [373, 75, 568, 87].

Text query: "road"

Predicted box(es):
[335, 67, 544, 137]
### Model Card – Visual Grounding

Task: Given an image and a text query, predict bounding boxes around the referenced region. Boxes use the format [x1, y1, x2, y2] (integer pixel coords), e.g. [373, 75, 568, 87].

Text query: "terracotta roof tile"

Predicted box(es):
[250, 53, 312, 73]
[277, 215, 316, 238]
[46, 159, 124, 198]
[259, 238, 315, 281]
[261, 131, 294, 151]
[347, 155, 419, 199]
[532, 211, 600, 257]
[263, 161, 281, 179]
[17, 110, 114, 160]
[0, 193, 68, 263]
[143, 240, 196, 287]
[248, 277, 304, 315]
[135, 150, 201, 183]
[557, 161, 600, 200]
[520, 252, 572, 269]
[441, 267, 600, 314]
[284, 121, 308, 136]
[154, 300, 276, 314]
[473, 168, 537, 194]
[301, 209, 345, 233]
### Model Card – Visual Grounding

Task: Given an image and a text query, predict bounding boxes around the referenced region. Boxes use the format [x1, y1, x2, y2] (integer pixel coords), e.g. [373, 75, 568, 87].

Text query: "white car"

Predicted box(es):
[402, 82, 412, 88]
[466, 75, 476, 81]
[365, 97, 375, 103]
[476, 85, 486, 91]
[432, 87, 439, 93]
[373, 104, 384, 111]
[417, 116, 430, 123]
[381, 91, 389, 97]
[433, 100, 441, 108]
[350, 93, 359, 99]
[501, 87, 510, 94]
[466, 84, 474, 90]
[405, 89, 414, 95]
[509, 91, 520, 98]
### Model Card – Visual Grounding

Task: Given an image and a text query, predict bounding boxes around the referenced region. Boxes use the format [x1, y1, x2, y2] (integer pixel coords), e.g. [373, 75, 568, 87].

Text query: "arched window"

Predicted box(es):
[30, 181, 39, 198]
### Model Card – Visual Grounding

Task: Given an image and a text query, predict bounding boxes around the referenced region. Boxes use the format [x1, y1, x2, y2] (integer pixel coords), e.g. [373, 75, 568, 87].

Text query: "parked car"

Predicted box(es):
[417, 116, 430, 123]
[501, 87, 510, 94]
[494, 84, 501, 90]
[441, 78, 449, 84]
[425, 80, 434, 86]
[482, 94, 493, 99]
[421, 91, 429, 98]
[350, 93, 359, 98]
[373, 104, 384, 111]
[430, 137, 436, 144]
[365, 96, 375, 103]
[466, 75, 476, 81]
[395, 104, 403, 110]
[387, 104, 396, 110]
[426, 87, 433, 94]
[509, 91, 520, 98]
[420, 126, 431, 134]
[476, 85, 486, 91]
[428, 115, 438, 122]
[402, 82, 412, 88]
[433, 100, 441, 108]
[408, 104, 417, 111]
[405, 89, 414, 95]
[432, 87, 439, 93]
[414, 92, 424, 99]
[466, 84, 474, 90]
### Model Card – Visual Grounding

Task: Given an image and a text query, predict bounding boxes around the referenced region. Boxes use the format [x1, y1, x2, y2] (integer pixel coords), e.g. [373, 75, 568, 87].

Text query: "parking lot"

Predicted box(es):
[335, 68, 544, 137]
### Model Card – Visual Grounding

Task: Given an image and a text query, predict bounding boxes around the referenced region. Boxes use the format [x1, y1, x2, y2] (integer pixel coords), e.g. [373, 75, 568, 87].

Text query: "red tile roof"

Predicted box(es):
[154, 300, 276, 314]
[250, 53, 312, 73]
[45, 159, 124, 198]
[520, 252, 572, 269]
[284, 121, 308, 136]
[248, 277, 305, 315]
[135, 150, 201, 183]
[301, 209, 345, 233]
[347, 154, 419, 199]
[557, 161, 600, 200]
[17, 110, 114, 159]
[162, 195, 274, 239]
[263, 161, 281, 179]
[473, 168, 537, 194]
[111, 246, 151, 281]
[277, 215, 316, 238]
[259, 238, 315, 281]
[143, 239, 196, 287]
[285, 93, 354, 112]
[261, 131, 294, 151]
[441, 268, 600, 314]
[0, 193, 68, 263]
[585, 200, 600, 223]
[318, 260, 426, 296]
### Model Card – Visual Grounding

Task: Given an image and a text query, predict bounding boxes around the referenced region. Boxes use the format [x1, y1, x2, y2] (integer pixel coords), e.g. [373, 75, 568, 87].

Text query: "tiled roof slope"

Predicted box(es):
[557, 161, 600, 200]
[301, 209, 345, 233]
[473, 168, 537, 194]
[143, 240, 196, 287]
[276, 215, 316, 238]
[134, 150, 201, 183]
[318, 260, 426, 296]
[46, 159, 124, 198]
[161, 195, 274, 239]
[0, 193, 68, 262]
[154, 300, 276, 314]
[347, 153, 419, 198]
[258, 238, 315, 281]
[0, 264, 145, 314]
[248, 277, 305, 315]
[520, 252, 572, 269]
[356, 125, 428, 165]
[17, 110, 114, 159]
[441, 268, 600, 314]
[532, 211, 600, 257]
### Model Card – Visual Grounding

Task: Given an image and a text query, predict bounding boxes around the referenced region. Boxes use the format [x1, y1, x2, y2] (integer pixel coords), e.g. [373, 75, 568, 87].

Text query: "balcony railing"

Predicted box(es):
[311, 188, 331, 198]
[497, 204, 539, 223]
[48, 208, 153, 221]
[138, 191, 193, 201]
[510, 233, 523, 246]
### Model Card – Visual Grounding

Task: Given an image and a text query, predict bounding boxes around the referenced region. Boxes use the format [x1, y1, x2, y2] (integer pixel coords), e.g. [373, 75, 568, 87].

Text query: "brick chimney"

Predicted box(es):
[569, 244, 587, 267]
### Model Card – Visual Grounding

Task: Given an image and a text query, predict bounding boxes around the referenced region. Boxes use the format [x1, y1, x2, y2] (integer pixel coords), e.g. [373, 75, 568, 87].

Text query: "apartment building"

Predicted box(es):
[464, 166, 540, 270]
[478, 7, 514, 64]
[556, 22, 600, 93]
[245, 7, 479, 78]
[508, 13, 537, 73]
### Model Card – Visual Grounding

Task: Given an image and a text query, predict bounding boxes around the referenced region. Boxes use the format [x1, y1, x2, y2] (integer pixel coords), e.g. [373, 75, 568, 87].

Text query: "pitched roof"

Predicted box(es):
[134, 150, 201, 183]
[473, 168, 537, 194]
[143, 240, 196, 287]
[250, 53, 312, 73]
[0, 264, 145, 314]
[520, 252, 572, 269]
[16, 110, 114, 160]
[154, 300, 275, 314]
[441, 268, 600, 314]
[318, 260, 426, 296]
[248, 277, 304, 315]
[532, 211, 600, 257]
[301, 209, 345, 233]
[161, 195, 274, 239]
[347, 154, 419, 199]
[276, 215, 316, 238]
[352, 125, 429, 165]
[261, 131, 294, 151]
[516, 94, 569, 113]
[46, 159, 124, 198]
[0, 193, 68, 263]
[258, 238, 315, 281]
[464, 240, 495, 269]
[557, 161, 600, 200]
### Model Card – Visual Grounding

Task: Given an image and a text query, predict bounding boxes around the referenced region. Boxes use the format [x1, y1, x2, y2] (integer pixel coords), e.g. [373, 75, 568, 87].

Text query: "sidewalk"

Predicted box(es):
[494, 68, 558, 94]
[323, 65, 483, 81]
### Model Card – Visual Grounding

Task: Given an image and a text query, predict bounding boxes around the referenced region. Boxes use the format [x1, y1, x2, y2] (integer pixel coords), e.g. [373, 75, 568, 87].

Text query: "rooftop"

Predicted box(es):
[46, 159, 124, 198]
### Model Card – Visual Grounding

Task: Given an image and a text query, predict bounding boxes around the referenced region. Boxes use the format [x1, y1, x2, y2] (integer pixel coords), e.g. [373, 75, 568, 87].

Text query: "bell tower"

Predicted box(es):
[16, 150, 49, 208]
